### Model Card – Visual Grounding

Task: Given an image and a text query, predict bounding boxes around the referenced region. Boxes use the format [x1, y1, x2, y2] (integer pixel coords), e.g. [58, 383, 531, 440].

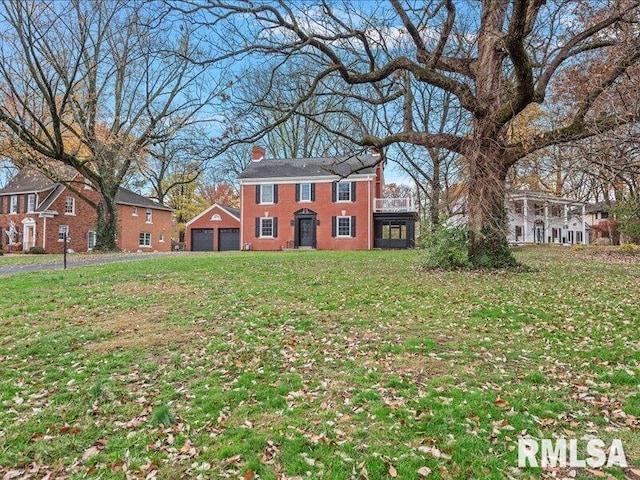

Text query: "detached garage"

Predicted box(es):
[185, 204, 241, 252]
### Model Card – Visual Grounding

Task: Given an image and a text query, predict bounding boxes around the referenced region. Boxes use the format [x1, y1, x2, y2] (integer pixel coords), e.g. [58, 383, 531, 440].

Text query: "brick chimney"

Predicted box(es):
[251, 145, 265, 162]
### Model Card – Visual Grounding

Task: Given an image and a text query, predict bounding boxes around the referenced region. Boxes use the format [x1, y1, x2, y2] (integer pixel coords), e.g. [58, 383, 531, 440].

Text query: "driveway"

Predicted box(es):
[0, 251, 198, 277]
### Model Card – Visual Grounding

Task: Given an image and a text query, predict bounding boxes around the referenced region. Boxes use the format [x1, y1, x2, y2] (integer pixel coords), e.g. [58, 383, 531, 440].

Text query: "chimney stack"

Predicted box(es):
[251, 145, 266, 162]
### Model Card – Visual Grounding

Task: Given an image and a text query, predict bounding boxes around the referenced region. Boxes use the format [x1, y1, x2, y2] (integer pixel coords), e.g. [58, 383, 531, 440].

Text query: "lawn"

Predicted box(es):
[0, 253, 64, 267]
[0, 248, 638, 479]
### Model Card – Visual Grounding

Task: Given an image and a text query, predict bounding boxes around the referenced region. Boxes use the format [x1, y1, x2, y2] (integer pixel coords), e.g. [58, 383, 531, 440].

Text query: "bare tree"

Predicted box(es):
[173, 0, 640, 266]
[0, 0, 219, 250]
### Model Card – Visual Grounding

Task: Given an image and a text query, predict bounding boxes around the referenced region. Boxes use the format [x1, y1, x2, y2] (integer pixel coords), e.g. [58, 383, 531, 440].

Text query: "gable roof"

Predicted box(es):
[237, 154, 380, 180]
[0, 165, 77, 195]
[115, 188, 173, 211]
[0, 167, 171, 212]
[185, 203, 240, 227]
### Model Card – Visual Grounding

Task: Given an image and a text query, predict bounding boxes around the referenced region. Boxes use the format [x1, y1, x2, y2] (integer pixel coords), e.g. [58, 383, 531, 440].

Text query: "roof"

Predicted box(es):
[237, 154, 380, 180]
[584, 201, 616, 214]
[0, 165, 76, 194]
[185, 203, 240, 227]
[0, 167, 171, 211]
[115, 188, 173, 211]
[507, 189, 586, 205]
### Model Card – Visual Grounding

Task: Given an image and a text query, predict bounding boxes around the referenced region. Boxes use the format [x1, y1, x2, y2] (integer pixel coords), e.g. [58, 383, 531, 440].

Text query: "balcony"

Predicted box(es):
[374, 197, 417, 213]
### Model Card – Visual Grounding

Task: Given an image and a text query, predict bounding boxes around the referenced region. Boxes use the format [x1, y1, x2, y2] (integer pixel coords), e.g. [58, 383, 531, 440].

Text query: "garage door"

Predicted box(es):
[191, 229, 214, 251]
[218, 228, 240, 251]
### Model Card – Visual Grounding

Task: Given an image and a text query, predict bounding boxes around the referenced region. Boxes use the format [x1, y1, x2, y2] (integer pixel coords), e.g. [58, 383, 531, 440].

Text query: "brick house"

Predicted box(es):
[0, 167, 172, 253]
[237, 146, 417, 251]
[185, 203, 240, 251]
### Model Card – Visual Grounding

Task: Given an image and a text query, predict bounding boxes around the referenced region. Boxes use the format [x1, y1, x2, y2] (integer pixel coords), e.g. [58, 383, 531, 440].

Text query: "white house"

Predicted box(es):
[506, 190, 587, 245]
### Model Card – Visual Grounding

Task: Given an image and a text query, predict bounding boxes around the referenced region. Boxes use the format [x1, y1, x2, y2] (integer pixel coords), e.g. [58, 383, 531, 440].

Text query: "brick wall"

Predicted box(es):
[185, 205, 240, 251]
[118, 205, 172, 252]
[241, 179, 374, 251]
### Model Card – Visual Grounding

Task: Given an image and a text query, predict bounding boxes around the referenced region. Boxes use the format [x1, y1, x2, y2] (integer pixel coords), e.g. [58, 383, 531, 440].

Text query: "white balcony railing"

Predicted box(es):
[374, 197, 417, 213]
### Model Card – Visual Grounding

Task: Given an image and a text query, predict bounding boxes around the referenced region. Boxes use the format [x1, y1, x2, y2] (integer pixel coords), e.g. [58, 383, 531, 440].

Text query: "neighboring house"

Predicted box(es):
[506, 190, 587, 245]
[237, 146, 417, 251]
[0, 167, 172, 253]
[185, 203, 241, 251]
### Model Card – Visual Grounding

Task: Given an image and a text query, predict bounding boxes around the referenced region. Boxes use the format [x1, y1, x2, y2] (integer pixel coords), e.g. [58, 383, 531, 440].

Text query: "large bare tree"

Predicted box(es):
[0, 0, 219, 250]
[175, 0, 640, 265]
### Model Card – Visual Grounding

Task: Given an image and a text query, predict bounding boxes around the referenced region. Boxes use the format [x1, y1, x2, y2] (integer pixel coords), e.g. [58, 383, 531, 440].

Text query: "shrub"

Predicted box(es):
[27, 246, 46, 254]
[0, 244, 4, 256]
[619, 243, 640, 254]
[421, 225, 470, 269]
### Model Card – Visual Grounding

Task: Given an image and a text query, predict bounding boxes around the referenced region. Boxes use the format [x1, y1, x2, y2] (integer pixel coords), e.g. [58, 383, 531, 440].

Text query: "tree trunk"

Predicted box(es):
[429, 156, 441, 231]
[94, 191, 119, 251]
[466, 151, 517, 267]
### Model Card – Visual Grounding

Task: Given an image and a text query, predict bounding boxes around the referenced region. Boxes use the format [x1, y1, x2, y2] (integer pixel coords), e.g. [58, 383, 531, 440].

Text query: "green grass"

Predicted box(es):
[0, 247, 638, 479]
[0, 253, 64, 266]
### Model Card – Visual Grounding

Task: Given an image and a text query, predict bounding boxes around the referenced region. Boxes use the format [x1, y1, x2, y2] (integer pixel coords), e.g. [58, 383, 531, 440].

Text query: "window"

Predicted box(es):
[27, 194, 36, 213]
[260, 217, 274, 237]
[337, 216, 352, 237]
[64, 197, 75, 215]
[534, 203, 544, 216]
[159, 233, 165, 242]
[337, 182, 351, 201]
[58, 225, 69, 241]
[515, 225, 523, 240]
[87, 231, 97, 250]
[514, 202, 523, 215]
[601, 211, 609, 219]
[146, 209, 152, 223]
[139, 232, 152, 247]
[300, 183, 311, 202]
[84, 177, 92, 190]
[382, 223, 406, 239]
[9, 195, 18, 214]
[132, 207, 138, 216]
[259, 184, 275, 204]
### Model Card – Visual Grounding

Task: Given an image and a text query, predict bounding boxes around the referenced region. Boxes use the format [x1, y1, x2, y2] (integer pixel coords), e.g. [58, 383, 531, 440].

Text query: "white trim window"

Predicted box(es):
[337, 182, 351, 201]
[300, 183, 312, 202]
[145, 209, 152, 223]
[84, 177, 92, 190]
[132, 207, 138, 216]
[337, 216, 352, 237]
[58, 225, 69, 242]
[87, 231, 97, 250]
[139, 232, 152, 247]
[159, 233, 165, 243]
[259, 184, 274, 204]
[260, 217, 274, 237]
[27, 194, 36, 213]
[64, 197, 75, 215]
[9, 195, 18, 214]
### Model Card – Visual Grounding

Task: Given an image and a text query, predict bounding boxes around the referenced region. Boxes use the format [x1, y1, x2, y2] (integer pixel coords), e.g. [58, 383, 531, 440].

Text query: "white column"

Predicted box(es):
[582, 204, 587, 245]
[523, 198, 529, 243]
[544, 204, 549, 244]
[42, 217, 47, 250]
[563, 204, 568, 244]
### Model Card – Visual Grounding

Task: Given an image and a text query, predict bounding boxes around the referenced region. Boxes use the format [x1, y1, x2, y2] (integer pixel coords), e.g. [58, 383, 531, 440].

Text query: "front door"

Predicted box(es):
[298, 218, 314, 247]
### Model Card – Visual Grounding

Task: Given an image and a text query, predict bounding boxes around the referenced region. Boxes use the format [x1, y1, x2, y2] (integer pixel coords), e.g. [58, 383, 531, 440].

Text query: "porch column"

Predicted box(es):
[582, 204, 587, 245]
[544, 204, 549, 244]
[42, 217, 47, 250]
[523, 197, 529, 243]
[563, 204, 568, 244]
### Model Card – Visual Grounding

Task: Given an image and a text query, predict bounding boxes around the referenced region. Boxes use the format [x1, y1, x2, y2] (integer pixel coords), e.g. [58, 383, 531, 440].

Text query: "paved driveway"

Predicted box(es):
[0, 252, 196, 277]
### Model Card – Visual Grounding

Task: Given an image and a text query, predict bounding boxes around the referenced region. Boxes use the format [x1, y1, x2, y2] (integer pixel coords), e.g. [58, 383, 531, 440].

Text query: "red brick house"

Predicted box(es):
[0, 167, 172, 253]
[185, 203, 240, 251]
[237, 147, 417, 251]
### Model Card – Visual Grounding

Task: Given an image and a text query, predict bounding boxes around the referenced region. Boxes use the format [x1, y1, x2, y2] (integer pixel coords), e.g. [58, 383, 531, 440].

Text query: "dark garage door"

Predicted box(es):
[191, 229, 214, 251]
[218, 228, 240, 251]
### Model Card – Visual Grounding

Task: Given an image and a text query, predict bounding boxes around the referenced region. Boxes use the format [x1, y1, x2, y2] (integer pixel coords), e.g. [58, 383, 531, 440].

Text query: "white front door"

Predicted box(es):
[22, 219, 36, 251]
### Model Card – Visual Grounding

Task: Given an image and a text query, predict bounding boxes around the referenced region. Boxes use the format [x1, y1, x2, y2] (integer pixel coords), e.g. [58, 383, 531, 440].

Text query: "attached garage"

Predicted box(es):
[185, 203, 241, 252]
[191, 228, 214, 251]
[218, 228, 240, 251]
